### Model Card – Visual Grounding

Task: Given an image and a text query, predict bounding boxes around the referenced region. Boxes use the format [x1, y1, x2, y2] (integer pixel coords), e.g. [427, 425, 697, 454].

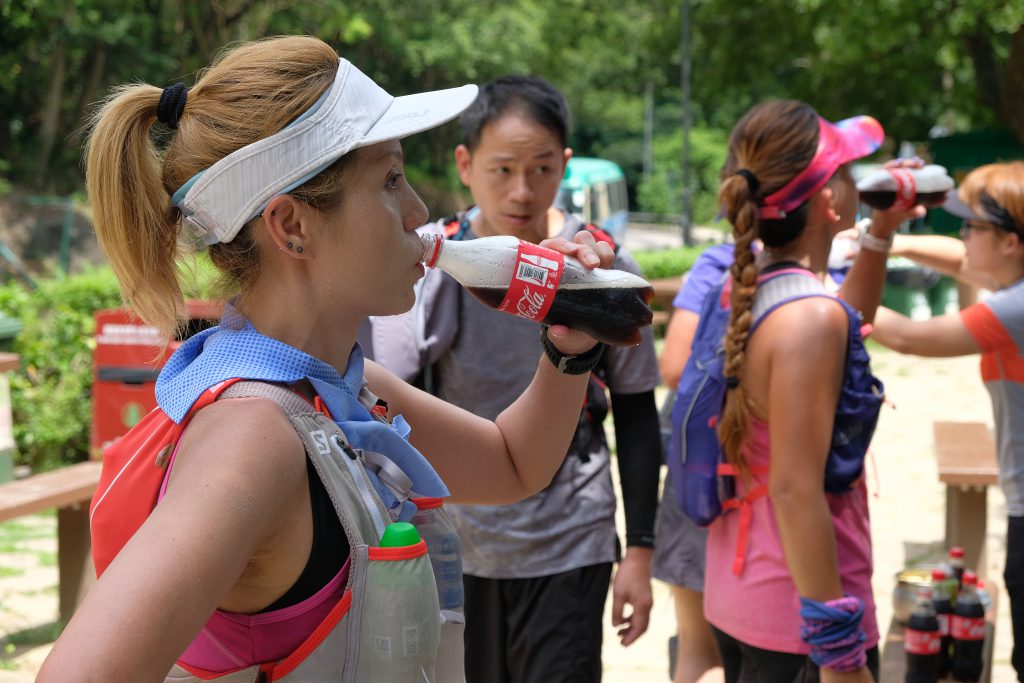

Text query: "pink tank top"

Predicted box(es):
[704, 416, 878, 654]
[157, 444, 348, 671]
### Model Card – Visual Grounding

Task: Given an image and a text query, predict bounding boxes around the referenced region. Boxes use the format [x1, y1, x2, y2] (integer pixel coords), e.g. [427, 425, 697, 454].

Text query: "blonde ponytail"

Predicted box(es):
[86, 85, 185, 338]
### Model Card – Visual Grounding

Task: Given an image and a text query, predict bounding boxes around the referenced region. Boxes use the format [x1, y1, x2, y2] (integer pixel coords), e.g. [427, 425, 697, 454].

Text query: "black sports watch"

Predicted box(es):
[540, 326, 605, 375]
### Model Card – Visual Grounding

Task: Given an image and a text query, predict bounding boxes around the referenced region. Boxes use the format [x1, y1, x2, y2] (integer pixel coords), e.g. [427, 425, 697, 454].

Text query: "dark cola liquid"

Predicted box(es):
[905, 609, 941, 683]
[860, 190, 949, 211]
[466, 284, 654, 346]
[934, 593, 953, 678]
[951, 597, 985, 682]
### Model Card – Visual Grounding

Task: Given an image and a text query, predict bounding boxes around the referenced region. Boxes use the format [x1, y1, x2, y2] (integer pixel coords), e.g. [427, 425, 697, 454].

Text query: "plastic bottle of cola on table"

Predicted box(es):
[420, 234, 654, 347]
[856, 164, 955, 211]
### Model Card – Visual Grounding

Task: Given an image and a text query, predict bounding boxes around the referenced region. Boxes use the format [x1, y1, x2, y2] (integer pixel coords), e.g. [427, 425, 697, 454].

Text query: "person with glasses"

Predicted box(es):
[869, 161, 1024, 679]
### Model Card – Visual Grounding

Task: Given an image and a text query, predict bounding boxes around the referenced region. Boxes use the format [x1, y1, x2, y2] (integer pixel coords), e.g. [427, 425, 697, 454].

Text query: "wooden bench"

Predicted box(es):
[933, 421, 999, 579]
[650, 276, 682, 335]
[650, 276, 682, 310]
[0, 460, 102, 623]
[881, 421, 1000, 680]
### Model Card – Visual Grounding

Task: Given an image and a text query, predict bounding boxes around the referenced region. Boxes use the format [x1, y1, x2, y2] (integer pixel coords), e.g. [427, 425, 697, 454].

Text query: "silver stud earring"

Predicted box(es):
[286, 241, 293, 250]
[296, 246, 304, 254]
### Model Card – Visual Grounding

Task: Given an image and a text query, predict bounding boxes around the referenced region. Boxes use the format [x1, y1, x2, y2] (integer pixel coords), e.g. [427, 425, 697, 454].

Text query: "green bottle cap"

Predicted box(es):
[379, 521, 421, 548]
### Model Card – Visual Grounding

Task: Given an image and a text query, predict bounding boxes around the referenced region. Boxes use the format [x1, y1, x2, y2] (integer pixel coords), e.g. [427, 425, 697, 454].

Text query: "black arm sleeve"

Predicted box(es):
[610, 389, 661, 548]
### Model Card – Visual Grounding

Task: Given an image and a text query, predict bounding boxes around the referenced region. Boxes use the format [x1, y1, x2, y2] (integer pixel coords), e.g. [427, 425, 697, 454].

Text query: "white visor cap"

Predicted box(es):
[173, 58, 478, 245]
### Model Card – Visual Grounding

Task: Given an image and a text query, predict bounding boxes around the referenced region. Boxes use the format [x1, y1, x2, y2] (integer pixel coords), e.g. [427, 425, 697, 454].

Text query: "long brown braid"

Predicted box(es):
[716, 100, 821, 471]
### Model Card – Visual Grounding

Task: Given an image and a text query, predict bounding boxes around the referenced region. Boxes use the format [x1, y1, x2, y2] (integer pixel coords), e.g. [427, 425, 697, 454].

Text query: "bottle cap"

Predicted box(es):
[379, 522, 421, 548]
[962, 570, 978, 586]
[931, 568, 947, 581]
[950, 546, 965, 559]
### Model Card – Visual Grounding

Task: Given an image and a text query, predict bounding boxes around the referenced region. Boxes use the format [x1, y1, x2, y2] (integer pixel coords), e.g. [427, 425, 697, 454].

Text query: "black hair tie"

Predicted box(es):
[157, 82, 188, 130]
[736, 169, 760, 196]
[725, 376, 740, 390]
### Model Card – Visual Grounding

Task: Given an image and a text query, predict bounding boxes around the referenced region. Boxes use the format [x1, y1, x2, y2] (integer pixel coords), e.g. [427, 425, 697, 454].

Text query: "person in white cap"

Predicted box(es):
[39, 35, 614, 682]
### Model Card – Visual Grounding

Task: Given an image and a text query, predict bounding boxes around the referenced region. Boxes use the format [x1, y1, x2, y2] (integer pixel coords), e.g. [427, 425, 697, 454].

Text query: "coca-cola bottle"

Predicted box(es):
[905, 586, 941, 683]
[857, 164, 954, 211]
[420, 233, 654, 346]
[951, 571, 985, 682]
[932, 568, 953, 678]
[949, 546, 966, 589]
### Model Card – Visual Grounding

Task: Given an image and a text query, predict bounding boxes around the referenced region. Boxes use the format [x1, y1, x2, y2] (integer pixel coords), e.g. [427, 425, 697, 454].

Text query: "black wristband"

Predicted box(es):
[539, 326, 605, 375]
[626, 532, 656, 549]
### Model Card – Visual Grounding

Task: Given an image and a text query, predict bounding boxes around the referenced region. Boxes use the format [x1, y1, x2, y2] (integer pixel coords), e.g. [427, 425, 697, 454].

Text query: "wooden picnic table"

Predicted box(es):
[933, 421, 999, 579]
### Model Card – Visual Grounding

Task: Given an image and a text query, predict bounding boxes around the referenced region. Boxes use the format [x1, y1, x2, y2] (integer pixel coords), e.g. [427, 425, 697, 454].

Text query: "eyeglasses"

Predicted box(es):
[959, 221, 998, 239]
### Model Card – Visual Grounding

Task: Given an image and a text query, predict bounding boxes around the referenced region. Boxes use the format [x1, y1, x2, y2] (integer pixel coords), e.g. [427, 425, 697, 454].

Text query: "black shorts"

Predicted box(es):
[463, 563, 614, 683]
[711, 625, 879, 683]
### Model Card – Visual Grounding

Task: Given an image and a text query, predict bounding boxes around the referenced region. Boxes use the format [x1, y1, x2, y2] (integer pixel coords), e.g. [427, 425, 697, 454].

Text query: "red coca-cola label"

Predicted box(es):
[904, 628, 941, 655]
[889, 167, 917, 211]
[937, 614, 950, 635]
[497, 241, 564, 322]
[952, 615, 985, 641]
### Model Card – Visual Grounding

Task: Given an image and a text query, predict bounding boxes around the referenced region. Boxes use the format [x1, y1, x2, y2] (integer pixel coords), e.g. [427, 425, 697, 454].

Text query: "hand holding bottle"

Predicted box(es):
[537, 230, 620, 354]
[421, 229, 653, 349]
[864, 158, 929, 237]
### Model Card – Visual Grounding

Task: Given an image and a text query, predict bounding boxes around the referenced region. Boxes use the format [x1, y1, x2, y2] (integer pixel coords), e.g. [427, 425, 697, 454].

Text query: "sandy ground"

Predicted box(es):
[0, 346, 1015, 682]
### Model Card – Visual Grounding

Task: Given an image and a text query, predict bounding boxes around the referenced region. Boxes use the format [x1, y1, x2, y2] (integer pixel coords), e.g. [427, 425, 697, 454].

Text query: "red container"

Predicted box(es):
[90, 302, 221, 458]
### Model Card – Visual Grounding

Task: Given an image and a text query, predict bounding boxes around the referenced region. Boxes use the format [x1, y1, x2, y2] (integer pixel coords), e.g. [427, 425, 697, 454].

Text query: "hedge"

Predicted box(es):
[633, 244, 709, 281]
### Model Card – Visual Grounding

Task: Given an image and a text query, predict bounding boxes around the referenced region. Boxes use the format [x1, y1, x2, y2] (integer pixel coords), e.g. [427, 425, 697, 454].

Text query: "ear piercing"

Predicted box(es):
[285, 241, 304, 254]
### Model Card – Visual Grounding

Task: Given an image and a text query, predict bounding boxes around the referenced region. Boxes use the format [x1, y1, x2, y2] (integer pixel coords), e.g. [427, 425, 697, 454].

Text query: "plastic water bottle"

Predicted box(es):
[410, 507, 464, 611]
[931, 568, 953, 678]
[857, 164, 954, 211]
[420, 233, 654, 346]
[368, 522, 436, 677]
[951, 571, 985, 681]
[905, 586, 941, 682]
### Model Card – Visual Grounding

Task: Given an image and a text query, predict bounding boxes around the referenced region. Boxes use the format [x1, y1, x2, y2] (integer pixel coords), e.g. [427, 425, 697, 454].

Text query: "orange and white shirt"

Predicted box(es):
[961, 278, 1024, 516]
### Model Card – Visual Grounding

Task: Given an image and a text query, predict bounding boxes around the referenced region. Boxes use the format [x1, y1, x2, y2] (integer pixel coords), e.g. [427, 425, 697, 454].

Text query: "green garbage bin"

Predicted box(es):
[0, 316, 21, 352]
[884, 258, 940, 319]
[0, 316, 20, 482]
[928, 276, 958, 317]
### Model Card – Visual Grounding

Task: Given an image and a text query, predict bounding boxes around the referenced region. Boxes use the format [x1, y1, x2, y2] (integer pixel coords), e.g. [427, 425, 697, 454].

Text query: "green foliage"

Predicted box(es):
[633, 245, 707, 281]
[0, 267, 120, 471]
[636, 124, 728, 223]
[1, 0, 1022, 212]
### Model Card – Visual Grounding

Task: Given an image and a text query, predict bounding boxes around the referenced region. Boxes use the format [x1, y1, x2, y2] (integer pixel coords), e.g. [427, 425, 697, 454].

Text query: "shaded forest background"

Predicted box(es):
[1, 0, 1023, 223]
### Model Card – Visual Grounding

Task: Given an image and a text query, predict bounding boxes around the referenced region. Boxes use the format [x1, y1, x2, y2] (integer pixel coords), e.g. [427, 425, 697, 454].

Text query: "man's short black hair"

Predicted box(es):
[459, 75, 571, 151]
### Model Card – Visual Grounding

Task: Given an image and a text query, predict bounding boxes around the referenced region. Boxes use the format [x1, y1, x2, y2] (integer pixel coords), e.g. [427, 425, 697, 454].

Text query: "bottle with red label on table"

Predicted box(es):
[951, 570, 985, 682]
[931, 568, 953, 679]
[420, 234, 654, 347]
[905, 585, 941, 683]
[949, 546, 966, 590]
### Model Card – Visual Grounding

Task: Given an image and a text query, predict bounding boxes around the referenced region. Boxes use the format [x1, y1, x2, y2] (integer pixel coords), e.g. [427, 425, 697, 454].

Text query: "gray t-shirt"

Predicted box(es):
[436, 214, 660, 578]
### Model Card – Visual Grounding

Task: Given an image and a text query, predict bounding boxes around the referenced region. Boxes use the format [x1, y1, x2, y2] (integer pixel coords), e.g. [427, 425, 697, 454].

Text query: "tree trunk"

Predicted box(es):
[1002, 27, 1024, 146]
[36, 40, 68, 187]
[74, 46, 108, 131]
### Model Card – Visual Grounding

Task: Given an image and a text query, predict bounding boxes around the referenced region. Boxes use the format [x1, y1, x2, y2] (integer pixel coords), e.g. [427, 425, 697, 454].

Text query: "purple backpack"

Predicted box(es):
[667, 268, 884, 529]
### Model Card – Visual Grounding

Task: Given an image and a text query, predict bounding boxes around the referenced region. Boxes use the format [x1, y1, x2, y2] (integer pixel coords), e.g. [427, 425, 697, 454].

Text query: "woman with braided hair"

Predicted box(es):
[697, 100, 924, 683]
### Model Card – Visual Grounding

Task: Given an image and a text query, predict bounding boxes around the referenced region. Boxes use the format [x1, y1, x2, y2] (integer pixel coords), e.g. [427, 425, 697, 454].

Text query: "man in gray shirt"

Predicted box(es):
[366, 75, 661, 683]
